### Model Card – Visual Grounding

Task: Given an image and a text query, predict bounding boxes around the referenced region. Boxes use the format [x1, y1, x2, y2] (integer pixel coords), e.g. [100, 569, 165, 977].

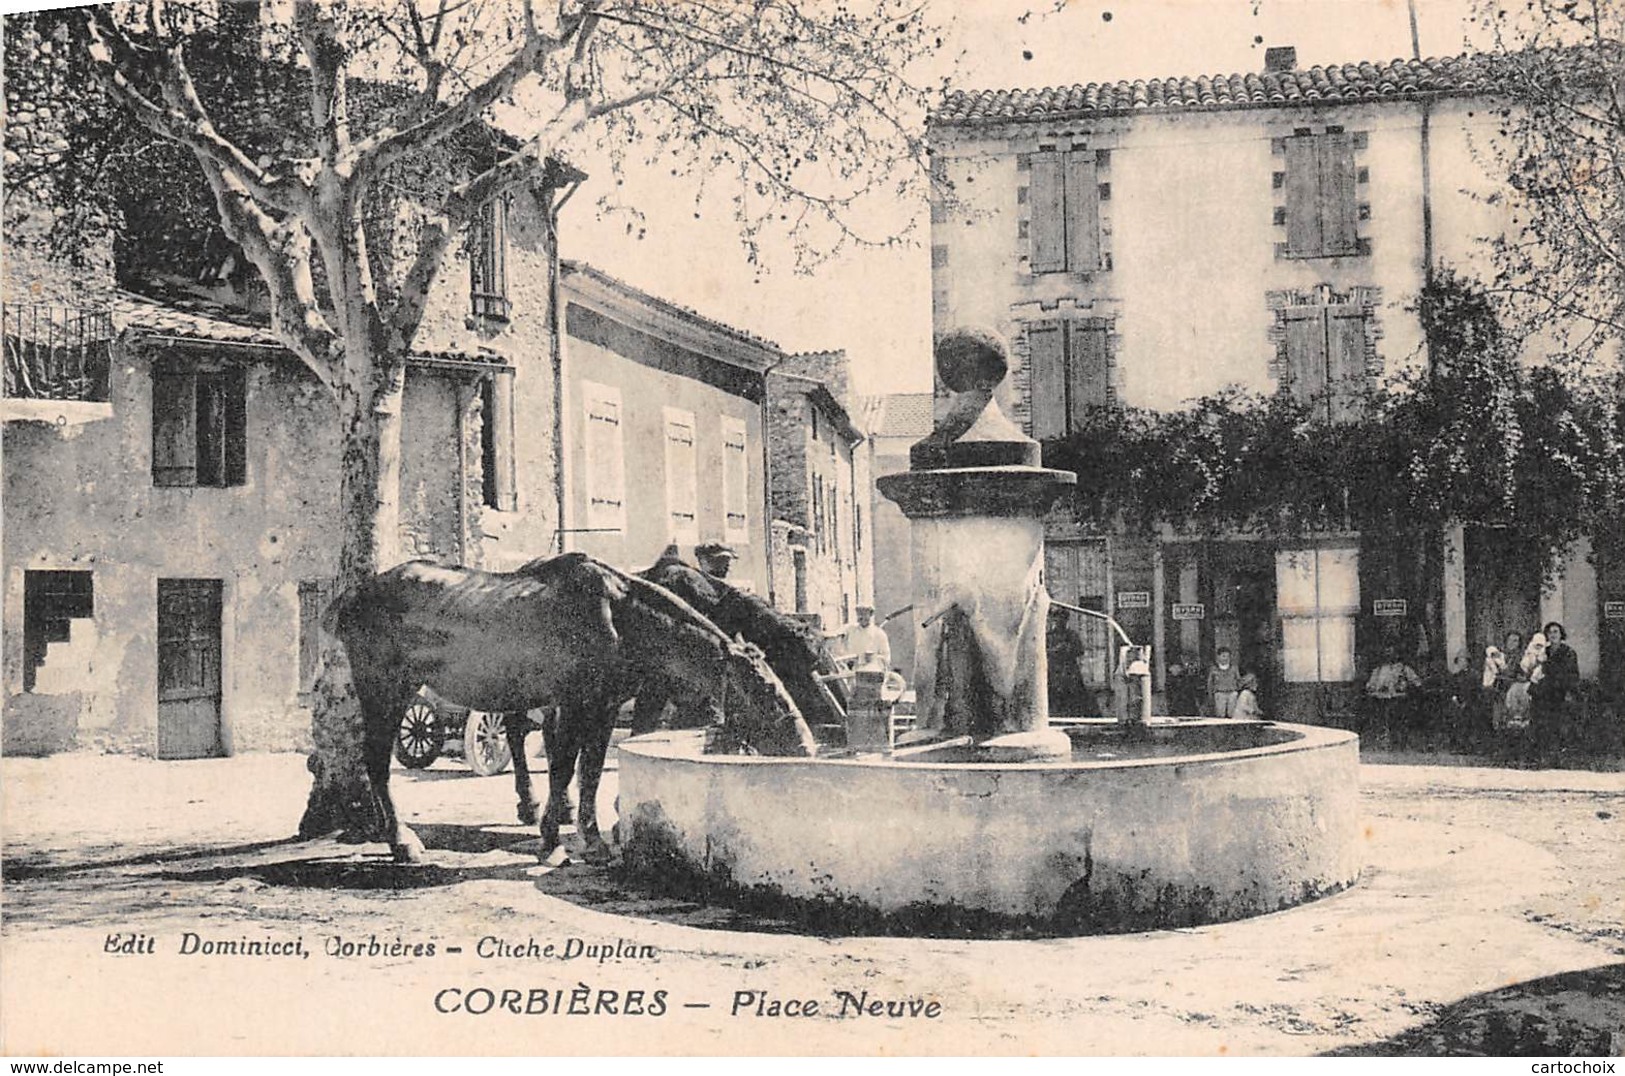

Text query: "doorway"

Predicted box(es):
[157, 578, 223, 759]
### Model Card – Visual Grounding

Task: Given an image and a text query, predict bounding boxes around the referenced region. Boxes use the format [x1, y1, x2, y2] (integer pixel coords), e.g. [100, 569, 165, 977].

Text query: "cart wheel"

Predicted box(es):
[464, 710, 513, 776]
[394, 698, 444, 769]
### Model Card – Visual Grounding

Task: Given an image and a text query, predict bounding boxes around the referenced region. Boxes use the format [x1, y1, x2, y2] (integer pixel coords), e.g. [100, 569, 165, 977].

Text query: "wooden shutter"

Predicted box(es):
[1319, 132, 1358, 255]
[582, 381, 625, 531]
[1284, 135, 1323, 256]
[195, 372, 227, 487]
[152, 363, 197, 487]
[1029, 152, 1067, 273]
[1067, 322, 1110, 423]
[663, 406, 698, 543]
[1027, 322, 1066, 439]
[1064, 152, 1101, 272]
[223, 368, 248, 486]
[722, 415, 749, 544]
[1283, 308, 1328, 409]
[1326, 309, 1368, 421]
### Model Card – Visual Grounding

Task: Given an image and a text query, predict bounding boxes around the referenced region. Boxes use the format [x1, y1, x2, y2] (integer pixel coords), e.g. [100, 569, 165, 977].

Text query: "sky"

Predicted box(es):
[555, 0, 1493, 397]
[1, 0, 1498, 396]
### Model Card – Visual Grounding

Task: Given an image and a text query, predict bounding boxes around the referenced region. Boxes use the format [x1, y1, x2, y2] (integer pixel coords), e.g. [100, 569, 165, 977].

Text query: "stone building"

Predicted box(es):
[556, 261, 783, 591]
[928, 45, 1621, 719]
[1, 11, 574, 755]
[763, 350, 874, 631]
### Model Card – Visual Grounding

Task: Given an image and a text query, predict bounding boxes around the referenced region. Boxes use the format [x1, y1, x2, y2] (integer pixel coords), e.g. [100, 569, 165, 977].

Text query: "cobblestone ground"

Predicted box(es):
[2, 746, 1621, 1056]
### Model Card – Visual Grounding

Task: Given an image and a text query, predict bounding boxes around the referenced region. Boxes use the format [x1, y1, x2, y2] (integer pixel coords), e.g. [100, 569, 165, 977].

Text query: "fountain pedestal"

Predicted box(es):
[876, 330, 1076, 762]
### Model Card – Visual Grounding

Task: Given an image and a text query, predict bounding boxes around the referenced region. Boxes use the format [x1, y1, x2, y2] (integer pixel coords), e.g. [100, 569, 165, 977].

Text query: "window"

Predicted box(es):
[1027, 320, 1110, 439]
[721, 415, 749, 545]
[582, 381, 625, 532]
[470, 197, 510, 320]
[23, 570, 93, 693]
[1283, 131, 1359, 258]
[1030, 149, 1102, 274]
[152, 360, 247, 488]
[663, 407, 698, 543]
[1277, 547, 1359, 683]
[1281, 305, 1368, 422]
[297, 579, 334, 700]
[480, 371, 517, 511]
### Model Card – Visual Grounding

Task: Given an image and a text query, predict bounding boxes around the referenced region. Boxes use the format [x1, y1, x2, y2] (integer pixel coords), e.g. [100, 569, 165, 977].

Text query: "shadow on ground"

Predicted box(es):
[1323, 963, 1625, 1056]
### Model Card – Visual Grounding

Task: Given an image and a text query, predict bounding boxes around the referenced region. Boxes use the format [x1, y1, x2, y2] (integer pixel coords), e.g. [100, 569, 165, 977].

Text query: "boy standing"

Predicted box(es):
[1208, 647, 1241, 718]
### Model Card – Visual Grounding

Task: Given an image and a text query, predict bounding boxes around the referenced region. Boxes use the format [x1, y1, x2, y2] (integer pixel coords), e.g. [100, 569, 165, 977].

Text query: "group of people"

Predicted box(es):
[1357, 621, 1584, 753]
[1480, 621, 1582, 750]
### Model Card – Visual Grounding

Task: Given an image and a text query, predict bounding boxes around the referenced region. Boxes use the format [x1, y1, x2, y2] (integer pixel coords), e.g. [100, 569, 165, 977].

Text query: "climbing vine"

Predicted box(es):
[1042, 270, 1625, 576]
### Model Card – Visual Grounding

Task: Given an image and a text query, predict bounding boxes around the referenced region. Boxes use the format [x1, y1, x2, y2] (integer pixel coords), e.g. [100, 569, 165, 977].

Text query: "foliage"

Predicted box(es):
[1471, 0, 1625, 363]
[1043, 271, 1625, 574]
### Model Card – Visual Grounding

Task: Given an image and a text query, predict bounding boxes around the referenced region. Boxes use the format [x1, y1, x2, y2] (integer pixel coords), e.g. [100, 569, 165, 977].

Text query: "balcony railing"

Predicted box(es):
[3, 303, 115, 403]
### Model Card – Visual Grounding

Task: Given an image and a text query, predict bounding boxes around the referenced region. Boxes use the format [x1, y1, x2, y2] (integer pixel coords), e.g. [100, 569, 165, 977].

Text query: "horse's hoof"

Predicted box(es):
[392, 827, 427, 864]
[392, 843, 426, 865]
[517, 802, 539, 826]
[582, 840, 613, 866]
[542, 845, 571, 868]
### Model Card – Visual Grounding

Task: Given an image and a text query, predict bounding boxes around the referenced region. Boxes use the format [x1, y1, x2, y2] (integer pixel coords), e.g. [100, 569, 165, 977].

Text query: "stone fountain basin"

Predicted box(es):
[617, 721, 1361, 935]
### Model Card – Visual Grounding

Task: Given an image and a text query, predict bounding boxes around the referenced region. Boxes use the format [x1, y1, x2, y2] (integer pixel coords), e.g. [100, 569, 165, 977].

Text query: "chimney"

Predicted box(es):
[1264, 46, 1297, 74]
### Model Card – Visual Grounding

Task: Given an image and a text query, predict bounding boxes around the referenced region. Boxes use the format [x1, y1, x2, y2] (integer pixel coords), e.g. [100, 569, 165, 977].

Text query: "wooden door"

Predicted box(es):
[157, 579, 223, 759]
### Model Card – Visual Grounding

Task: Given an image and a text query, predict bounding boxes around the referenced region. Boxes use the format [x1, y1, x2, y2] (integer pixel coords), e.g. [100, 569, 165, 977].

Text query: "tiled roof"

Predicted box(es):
[111, 291, 509, 367]
[871, 392, 934, 438]
[934, 47, 1595, 126]
[561, 260, 783, 354]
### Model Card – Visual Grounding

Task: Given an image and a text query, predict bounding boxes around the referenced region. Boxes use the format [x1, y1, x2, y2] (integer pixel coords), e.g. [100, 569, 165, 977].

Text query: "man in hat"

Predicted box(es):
[695, 541, 738, 580]
[838, 605, 891, 672]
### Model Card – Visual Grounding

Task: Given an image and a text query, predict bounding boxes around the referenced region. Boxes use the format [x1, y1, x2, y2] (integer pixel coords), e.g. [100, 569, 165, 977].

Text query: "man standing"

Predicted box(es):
[695, 541, 738, 580]
[839, 605, 891, 672]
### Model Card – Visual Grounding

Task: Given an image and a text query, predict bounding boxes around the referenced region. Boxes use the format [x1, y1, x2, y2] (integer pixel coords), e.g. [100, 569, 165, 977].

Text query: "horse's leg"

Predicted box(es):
[506, 712, 539, 826]
[538, 707, 580, 862]
[357, 678, 425, 864]
[629, 678, 670, 737]
[575, 699, 617, 864]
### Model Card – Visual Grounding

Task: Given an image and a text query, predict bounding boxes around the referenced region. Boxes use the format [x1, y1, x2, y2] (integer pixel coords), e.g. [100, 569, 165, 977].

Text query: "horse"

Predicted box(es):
[328, 552, 817, 865]
[629, 554, 851, 738]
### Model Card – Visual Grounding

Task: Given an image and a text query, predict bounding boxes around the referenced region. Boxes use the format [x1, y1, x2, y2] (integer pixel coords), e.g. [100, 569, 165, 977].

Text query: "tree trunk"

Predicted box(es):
[297, 361, 407, 841]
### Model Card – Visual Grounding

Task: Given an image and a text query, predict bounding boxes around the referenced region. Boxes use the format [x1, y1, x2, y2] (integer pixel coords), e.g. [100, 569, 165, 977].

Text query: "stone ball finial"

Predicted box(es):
[935, 328, 1008, 395]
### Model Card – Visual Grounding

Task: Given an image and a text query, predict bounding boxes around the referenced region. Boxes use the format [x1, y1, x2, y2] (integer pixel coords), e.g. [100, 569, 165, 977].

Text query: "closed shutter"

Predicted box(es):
[195, 371, 229, 487]
[223, 368, 247, 486]
[721, 416, 749, 544]
[1068, 322, 1110, 419]
[1027, 322, 1066, 439]
[1284, 135, 1322, 256]
[1283, 308, 1328, 408]
[1029, 152, 1067, 274]
[1064, 152, 1101, 272]
[152, 363, 197, 487]
[1326, 309, 1368, 421]
[663, 407, 698, 543]
[582, 381, 624, 531]
[1318, 131, 1359, 255]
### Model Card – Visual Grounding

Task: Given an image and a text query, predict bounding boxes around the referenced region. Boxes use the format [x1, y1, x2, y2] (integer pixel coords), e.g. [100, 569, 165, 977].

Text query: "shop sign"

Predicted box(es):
[1604, 601, 1625, 620]
[1373, 599, 1408, 618]
[1116, 591, 1151, 610]
[1171, 603, 1205, 621]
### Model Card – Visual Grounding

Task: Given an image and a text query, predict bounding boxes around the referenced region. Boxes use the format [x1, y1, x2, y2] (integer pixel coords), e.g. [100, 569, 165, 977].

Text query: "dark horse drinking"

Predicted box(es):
[327, 552, 817, 864]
